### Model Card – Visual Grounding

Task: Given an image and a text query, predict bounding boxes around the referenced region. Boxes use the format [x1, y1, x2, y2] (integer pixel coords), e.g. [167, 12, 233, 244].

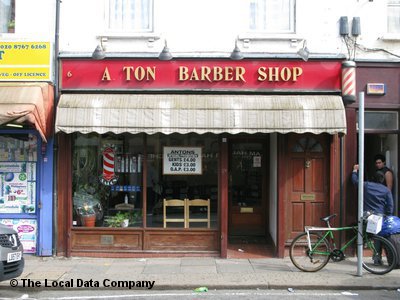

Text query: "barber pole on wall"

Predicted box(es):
[99, 145, 118, 185]
[341, 60, 356, 104]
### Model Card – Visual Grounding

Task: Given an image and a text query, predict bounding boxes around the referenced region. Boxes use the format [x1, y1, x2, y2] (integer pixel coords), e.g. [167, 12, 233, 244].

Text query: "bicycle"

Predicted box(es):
[289, 213, 398, 275]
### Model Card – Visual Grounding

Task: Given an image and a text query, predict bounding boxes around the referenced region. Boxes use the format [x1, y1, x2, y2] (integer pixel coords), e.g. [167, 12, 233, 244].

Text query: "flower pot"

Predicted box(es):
[81, 214, 96, 227]
[121, 219, 129, 228]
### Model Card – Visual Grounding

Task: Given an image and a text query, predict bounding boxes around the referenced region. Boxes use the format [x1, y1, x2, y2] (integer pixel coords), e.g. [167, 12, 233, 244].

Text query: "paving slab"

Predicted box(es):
[1, 255, 400, 290]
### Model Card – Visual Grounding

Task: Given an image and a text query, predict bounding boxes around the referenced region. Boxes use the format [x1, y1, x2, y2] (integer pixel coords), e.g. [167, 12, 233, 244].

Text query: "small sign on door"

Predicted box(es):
[253, 156, 261, 167]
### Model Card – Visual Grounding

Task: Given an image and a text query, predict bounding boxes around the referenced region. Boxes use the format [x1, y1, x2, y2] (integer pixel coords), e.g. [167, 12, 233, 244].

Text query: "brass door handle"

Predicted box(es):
[305, 160, 311, 168]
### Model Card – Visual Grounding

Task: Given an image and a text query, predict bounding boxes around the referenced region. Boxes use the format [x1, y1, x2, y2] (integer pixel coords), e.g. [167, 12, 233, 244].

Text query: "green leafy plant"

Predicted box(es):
[105, 211, 142, 227]
[77, 203, 96, 216]
[105, 212, 129, 227]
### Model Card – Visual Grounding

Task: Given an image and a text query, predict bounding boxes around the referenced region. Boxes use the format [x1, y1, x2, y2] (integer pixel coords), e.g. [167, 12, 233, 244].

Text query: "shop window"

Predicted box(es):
[72, 133, 144, 228]
[146, 133, 218, 229]
[358, 111, 399, 130]
[0, 134, 38, 214]
[72, 133, 218, 229]
[249, 0, 295, 33]
[0, 133, 38, 254]
[107, 0, 153, 33]
[0, 0, 15, 33]
[388, 0, 400, 33]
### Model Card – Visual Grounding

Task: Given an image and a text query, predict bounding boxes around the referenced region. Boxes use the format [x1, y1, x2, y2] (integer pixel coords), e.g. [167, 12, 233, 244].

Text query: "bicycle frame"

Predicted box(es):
[305, 225, 360, 255]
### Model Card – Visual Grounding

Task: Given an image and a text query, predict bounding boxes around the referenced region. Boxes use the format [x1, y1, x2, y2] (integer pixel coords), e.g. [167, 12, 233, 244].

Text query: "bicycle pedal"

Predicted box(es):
[312, 260, 321, 264]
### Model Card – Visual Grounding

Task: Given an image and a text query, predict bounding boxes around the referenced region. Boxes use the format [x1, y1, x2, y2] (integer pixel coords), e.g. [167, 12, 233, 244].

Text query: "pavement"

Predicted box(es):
[1, 255, 400, 291]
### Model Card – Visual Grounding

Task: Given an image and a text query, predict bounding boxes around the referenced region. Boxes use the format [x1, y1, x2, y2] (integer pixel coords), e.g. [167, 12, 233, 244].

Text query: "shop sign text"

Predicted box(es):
[61, 59, 341, 91]
[100, 65, 303, 83]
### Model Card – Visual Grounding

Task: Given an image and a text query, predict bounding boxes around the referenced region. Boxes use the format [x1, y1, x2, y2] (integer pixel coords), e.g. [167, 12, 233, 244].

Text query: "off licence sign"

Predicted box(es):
[163, 147, 202, 175]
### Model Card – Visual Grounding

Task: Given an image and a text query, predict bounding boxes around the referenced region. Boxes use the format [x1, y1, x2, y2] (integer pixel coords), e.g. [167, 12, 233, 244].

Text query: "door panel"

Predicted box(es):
[229, 140, 266, 236]
[286, 134, 329, 241]
[311, 158, 324, 192]
[292, 158, 305, 192]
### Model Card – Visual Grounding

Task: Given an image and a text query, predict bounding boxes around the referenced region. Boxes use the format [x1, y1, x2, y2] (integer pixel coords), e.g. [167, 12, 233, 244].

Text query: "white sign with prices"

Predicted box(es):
[163, 147, 202, 175]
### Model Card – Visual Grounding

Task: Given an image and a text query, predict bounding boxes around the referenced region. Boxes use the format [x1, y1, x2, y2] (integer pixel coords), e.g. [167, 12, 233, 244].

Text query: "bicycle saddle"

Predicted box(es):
[320, 214, 337, 223]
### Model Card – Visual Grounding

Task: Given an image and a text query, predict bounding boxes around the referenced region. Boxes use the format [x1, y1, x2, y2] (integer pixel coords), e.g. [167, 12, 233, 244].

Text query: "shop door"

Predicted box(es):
[228, 140, 266, 236]
[285, 134, 330, 240]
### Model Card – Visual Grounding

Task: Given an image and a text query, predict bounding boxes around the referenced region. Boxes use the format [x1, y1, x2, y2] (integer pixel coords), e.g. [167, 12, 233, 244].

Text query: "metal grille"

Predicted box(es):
[0, 233, 21, 248]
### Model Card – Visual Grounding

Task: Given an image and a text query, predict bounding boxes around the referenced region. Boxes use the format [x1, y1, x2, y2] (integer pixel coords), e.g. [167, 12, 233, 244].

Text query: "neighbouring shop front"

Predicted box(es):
[344, 62, 400, 224]
[56, 58, 347, 258]
[0, 41, 54, 256]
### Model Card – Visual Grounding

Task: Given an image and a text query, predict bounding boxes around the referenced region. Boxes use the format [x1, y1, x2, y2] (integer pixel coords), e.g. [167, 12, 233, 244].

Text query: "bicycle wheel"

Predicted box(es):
[289, 232, 330, 272]
[362, 234, 397, 275]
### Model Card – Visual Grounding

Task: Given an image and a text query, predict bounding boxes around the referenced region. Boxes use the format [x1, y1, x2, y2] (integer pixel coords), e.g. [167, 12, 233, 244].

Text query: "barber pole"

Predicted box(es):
[341, 61, 356, 104]
[100, 146, 118, 185]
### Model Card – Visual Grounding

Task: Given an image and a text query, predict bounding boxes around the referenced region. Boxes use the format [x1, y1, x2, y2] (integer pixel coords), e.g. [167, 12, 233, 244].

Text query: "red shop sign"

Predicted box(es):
[60, 59, 341, 92]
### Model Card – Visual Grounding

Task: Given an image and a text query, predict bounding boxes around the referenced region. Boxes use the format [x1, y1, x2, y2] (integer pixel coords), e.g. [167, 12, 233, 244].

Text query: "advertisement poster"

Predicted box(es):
[0, 219, 37, 254]
[163, 147, 202, 175]
[0, 162, 35, 213]
[0, 41, 51, 81]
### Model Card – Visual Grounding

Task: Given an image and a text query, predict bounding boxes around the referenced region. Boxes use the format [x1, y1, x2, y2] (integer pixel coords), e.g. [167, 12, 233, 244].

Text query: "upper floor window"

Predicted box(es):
[249, 0, 295, 33]
[107, 0, 153, 33]
[0, 0, 15, 33]
[388, 0, 400, 33]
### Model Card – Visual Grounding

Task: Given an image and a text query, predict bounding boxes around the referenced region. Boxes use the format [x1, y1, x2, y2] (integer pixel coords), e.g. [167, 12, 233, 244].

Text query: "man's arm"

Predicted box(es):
[385, 170, 394, 191]
[351, 164, 359, 184]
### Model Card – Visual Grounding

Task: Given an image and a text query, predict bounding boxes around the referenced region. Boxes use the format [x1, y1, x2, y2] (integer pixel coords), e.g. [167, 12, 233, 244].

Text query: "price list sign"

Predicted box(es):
[163, 147, 202, 175]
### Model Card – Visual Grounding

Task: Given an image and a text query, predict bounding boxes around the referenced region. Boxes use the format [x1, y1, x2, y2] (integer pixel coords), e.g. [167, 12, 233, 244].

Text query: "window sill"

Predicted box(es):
[379, 34, 400, 41]
[97, 32, 161, 41]
[237, 33, 303, 41]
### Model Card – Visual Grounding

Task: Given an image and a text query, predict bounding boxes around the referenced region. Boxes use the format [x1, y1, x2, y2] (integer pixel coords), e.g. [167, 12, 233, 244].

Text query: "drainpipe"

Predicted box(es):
[339, 133, 344, 247]
[52, 0, 61, 256]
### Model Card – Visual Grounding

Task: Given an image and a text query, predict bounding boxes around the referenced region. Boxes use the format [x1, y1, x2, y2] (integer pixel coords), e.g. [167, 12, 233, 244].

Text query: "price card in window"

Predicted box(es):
[163, 147, 202, 175]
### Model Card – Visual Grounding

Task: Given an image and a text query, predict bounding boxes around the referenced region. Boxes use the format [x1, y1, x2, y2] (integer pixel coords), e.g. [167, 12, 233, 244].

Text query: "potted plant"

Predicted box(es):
[105, 212, 130, 227]
[105, 211, 142, 227]
[77, 204, 96, 227]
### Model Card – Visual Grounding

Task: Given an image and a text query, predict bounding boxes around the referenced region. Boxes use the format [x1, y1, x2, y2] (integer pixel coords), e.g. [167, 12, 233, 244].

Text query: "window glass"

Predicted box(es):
[72, 133, 218, 230]
[0, 134, 38, 214]
[249, 0, 295, 33]
[0, 0, 15, 33]
[146, 133, 218, 229]
[108, 0, 153, 32]
[388, 0, 400, 33]
[72, 133, 144, 228]
[360, 111, 399, 130]
[291, 137, 322, 153]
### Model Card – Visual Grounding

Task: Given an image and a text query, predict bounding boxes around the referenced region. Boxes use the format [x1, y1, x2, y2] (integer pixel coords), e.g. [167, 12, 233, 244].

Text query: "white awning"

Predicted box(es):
[0, 83, 54, 142]
[55, 94, 346, 135]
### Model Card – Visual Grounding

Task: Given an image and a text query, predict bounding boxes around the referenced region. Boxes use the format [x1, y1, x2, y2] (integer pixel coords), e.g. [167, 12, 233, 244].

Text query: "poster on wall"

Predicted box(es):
[163, 147, 202, 175]
[0, 162, 35, 213]
[0, 219, 37, 254]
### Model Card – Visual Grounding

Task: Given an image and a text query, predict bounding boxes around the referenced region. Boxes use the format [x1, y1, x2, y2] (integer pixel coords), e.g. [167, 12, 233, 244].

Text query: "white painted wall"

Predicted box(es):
[0, 0, 56, 40]
[0, 0, 397, 60]
[53, 0, 399, 60]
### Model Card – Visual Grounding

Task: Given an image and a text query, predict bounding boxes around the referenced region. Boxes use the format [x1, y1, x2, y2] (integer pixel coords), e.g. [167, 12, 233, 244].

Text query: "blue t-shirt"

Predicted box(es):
[351, 171, 394, 215]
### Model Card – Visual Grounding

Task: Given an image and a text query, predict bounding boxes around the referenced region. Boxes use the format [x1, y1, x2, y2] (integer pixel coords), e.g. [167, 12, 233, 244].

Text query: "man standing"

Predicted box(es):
[352, 164, 394, 265]
[374, 154, 394, 193]
[352, 164, 393, 216]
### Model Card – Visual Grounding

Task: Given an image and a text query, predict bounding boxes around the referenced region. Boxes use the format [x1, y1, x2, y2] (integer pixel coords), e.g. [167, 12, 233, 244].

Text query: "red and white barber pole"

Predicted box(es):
[100, 146, 118, 185]
[341, 60, 356, 104]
